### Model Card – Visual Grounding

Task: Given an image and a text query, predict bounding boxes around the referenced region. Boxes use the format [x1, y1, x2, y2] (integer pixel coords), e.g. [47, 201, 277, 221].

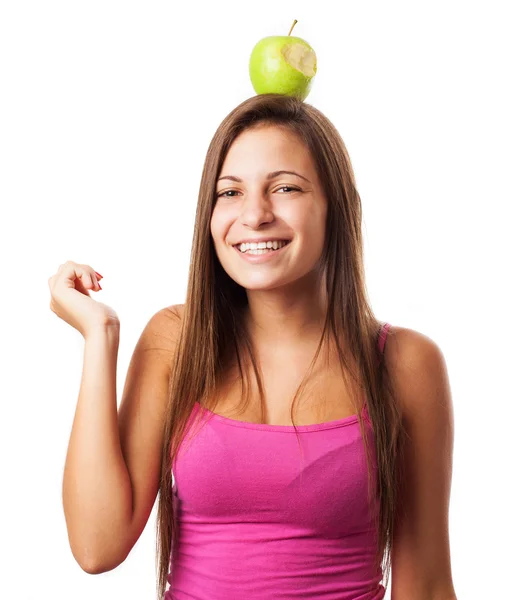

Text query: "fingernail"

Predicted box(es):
[95, 271, 104, 279]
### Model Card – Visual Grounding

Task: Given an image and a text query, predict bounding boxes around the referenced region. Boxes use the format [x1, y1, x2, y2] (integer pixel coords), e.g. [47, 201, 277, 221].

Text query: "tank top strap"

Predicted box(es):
[362, 322, 392, 417]
[377, 322, 391, 357]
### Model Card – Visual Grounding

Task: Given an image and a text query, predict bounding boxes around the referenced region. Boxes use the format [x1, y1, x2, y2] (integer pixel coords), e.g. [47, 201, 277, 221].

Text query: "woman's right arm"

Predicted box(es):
[62, 306, 182, 574]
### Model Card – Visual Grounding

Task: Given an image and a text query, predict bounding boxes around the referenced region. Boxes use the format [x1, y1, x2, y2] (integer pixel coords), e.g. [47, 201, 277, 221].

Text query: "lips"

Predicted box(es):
[232, 239, 292, 263]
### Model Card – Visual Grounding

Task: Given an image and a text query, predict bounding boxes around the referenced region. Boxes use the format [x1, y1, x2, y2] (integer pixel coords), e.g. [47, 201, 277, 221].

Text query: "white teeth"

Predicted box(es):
[237, 240, 289, 254]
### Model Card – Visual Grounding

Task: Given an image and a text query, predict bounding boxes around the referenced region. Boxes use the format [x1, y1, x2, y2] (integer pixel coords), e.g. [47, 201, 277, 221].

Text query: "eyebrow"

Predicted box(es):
[217, 170, 311, 184]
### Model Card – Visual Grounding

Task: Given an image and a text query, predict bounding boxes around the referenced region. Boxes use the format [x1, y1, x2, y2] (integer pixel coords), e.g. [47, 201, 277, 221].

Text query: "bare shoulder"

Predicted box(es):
[153, 302, 185, 332]
[382, 323, 444, 360]
[163, 303, 185, 320]
[382, 324, 452, 417]
[140, 304, 185, 364]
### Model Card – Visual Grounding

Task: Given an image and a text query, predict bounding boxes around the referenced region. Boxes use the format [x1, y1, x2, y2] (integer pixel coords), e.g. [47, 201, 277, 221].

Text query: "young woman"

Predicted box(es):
[52, 94, 457, 599]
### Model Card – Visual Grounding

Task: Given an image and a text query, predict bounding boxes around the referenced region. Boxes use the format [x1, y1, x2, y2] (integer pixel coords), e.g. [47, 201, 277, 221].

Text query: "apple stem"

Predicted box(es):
[288, 19, 297, 36]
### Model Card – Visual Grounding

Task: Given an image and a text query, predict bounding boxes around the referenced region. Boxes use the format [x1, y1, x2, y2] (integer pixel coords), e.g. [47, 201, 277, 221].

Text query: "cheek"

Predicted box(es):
[285, 206, 327, 243]
[309, 203, 328, 241]
[210, 208, 228, 243]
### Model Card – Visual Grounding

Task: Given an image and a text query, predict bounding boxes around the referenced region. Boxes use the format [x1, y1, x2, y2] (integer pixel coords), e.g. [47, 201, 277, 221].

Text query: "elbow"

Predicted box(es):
[79, 561, 107, 575]
[73, 548, 108, 575]
[67, 528, 131, 574]
[72, 545, 127, 575]
[77, 554, 124, 575]
[72, 548, 103, 575]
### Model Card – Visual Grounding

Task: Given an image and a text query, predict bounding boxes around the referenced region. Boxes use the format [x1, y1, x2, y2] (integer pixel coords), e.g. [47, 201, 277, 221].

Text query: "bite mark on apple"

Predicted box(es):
[281, 43, 317, 77]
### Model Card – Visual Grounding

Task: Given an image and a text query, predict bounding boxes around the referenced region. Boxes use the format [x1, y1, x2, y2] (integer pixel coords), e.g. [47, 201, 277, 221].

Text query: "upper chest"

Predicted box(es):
[208, 350, 364, 426]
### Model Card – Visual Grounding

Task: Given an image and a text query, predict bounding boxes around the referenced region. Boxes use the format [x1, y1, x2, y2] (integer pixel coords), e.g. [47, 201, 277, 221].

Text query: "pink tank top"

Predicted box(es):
[165, 323, 391, 599]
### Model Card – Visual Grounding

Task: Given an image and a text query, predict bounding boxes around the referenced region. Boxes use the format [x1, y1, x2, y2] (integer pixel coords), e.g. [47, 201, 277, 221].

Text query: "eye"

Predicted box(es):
[215, 186, 300, 198]
[276, 186, 300, 194]
[216, 190, 240, 198]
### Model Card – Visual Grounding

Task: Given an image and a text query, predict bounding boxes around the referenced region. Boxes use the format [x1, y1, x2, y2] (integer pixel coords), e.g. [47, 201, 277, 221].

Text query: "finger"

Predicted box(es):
[82, 272, 94, 290]
[90, 273, 100, 291]
[69, 267, 90, 294]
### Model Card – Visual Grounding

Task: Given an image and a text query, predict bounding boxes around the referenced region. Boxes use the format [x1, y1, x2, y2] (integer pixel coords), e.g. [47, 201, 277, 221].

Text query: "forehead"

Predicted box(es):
[220, 125, 314, 176]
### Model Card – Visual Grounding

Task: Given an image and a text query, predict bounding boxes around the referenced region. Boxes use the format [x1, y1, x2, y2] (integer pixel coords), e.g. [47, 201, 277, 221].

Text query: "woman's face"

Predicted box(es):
[210, 124, 328, 291]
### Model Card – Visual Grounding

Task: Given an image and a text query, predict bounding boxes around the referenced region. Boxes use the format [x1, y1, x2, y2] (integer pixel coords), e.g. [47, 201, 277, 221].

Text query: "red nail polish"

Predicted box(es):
[95, 271, 103, 279]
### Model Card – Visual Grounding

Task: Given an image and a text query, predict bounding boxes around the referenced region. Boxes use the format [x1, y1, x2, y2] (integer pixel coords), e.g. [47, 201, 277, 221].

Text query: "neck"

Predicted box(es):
[241, 267, 328, 354]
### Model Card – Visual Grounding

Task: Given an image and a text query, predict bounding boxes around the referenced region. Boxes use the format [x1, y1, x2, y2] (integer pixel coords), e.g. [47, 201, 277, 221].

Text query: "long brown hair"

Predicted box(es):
[154, 93, 405, 599]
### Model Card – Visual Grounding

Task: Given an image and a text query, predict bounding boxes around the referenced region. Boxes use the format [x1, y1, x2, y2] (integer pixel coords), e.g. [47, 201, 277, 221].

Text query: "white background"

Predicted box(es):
[1, 1, 523, 598]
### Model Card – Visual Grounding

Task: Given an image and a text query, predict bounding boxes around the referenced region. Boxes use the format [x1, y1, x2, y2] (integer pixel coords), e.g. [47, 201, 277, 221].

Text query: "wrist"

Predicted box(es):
[84, 321, 120, 341]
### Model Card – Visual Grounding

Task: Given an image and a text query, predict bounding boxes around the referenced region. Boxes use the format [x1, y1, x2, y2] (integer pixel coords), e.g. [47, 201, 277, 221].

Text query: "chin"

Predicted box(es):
[228, 273, 288, 292]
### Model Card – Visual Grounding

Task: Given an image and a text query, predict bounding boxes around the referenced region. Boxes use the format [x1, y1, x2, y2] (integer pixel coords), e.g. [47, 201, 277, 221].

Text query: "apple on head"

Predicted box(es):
[249, 20, 317, 101]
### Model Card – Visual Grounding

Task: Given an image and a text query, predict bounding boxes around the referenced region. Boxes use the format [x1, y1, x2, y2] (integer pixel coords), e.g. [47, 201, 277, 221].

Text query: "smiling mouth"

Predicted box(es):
[234, 240, 291, 255]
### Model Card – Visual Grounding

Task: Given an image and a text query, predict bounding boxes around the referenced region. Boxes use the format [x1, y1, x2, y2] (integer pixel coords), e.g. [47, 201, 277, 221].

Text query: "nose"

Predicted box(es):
[239, 191, 275, 229]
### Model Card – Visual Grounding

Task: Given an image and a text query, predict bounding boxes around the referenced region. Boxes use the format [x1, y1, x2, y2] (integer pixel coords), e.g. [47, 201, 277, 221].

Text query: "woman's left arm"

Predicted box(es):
[384, 327, 458, 600]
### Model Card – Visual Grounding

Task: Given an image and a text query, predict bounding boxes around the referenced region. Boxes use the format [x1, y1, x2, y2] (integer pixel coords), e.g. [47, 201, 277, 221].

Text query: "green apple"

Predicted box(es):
[249, 20, 317, 101]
